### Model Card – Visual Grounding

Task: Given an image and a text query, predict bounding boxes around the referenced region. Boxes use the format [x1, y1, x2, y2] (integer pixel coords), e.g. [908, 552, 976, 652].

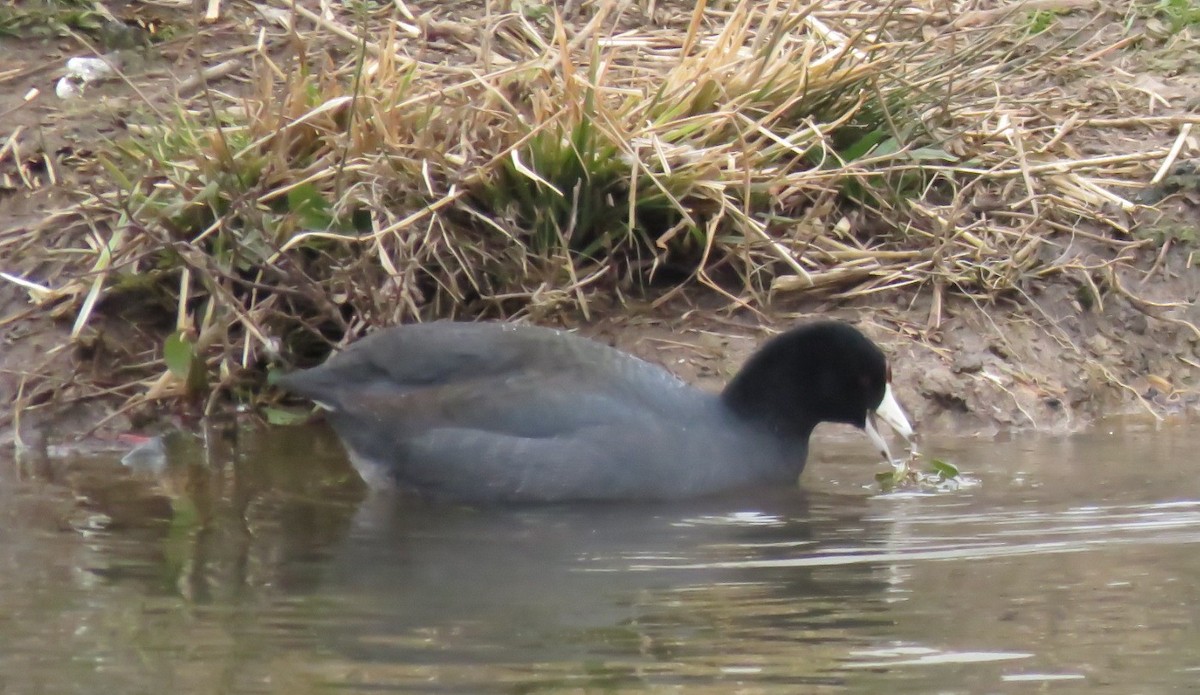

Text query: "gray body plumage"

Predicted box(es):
[278, 322, 806, 501]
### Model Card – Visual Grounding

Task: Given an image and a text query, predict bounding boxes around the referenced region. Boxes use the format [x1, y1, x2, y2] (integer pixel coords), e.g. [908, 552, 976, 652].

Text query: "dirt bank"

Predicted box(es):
[3, 264, 1197, 446]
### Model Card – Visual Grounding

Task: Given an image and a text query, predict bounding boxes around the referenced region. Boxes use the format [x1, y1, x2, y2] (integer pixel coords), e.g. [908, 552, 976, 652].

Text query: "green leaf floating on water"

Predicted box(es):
[929, 458, 960, 479]
[874, 468, 906, 491]
[262, 406, 311, 426]
[876, 458, 963, 492]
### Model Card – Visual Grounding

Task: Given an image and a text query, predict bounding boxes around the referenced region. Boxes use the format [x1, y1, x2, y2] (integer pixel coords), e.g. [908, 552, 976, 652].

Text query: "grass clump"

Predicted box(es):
[0, 0, 103, 38]
[1023, 10, 1062, 35]
[0, 0, 172, 46]
[1145, 0, 1200, 35]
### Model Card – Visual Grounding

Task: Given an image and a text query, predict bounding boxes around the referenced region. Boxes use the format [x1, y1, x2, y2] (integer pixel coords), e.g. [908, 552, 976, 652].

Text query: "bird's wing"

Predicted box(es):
[280, 322, 684, 408]
[328, 372, 698, 501]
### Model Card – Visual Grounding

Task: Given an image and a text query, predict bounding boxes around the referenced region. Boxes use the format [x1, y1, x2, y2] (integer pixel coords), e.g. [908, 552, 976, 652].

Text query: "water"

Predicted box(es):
[1, 418, 1198, 693]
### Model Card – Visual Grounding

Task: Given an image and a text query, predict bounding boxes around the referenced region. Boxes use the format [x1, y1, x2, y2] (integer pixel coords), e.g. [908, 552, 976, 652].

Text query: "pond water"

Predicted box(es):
[1, 417, 1198, 694]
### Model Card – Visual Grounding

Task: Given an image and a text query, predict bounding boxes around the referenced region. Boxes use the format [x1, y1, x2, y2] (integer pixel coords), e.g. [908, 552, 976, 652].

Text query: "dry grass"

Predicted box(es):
[2, 0, 1197, 415]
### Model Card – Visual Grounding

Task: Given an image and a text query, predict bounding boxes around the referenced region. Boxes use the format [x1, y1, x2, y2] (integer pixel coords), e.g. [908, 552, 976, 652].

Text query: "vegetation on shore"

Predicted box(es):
[1, 0, 1197, 423]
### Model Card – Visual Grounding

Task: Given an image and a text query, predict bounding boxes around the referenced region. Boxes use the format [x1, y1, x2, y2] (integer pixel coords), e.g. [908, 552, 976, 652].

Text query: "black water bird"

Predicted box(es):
[278, 320, 914, 502]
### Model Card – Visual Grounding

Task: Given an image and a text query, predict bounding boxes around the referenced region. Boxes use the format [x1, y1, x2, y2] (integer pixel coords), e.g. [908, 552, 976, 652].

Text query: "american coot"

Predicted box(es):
[278, 321, 914, 502]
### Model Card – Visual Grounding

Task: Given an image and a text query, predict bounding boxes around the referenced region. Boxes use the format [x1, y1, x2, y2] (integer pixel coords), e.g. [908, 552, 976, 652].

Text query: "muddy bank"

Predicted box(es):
[2, 246, 1197, 449]
[591, 250, 1199, 437]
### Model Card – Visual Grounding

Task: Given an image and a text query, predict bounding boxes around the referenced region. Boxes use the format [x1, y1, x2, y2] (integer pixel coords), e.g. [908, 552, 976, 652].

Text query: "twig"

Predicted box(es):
[176, 59, 244, 96]
[1150, 122, 1192, 185]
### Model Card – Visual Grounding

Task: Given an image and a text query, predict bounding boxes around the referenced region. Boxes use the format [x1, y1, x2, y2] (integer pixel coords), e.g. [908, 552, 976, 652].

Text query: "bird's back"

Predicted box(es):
[279, 322, 687, 409]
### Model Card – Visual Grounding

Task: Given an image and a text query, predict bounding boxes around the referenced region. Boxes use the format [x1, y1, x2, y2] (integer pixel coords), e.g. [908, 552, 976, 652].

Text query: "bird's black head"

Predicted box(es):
[721, 321, 891, 438]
